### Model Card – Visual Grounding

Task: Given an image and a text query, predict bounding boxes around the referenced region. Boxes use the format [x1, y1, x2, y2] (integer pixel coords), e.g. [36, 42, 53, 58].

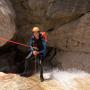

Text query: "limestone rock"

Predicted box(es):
[0, 0, 16, 46]
[52, 51, 90, 72]
[10, 0, 90, 41]
[48, 13, 90, 53]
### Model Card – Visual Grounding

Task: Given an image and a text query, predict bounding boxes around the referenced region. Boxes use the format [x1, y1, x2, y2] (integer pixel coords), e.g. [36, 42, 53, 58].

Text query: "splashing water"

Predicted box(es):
[42, 69, 90, 90]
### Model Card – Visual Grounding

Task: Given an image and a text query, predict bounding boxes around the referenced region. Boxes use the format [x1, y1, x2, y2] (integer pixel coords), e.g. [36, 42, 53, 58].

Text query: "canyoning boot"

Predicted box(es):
[40, 76, 44, 82]
[21, 71, 32, 77]
[20, 71, 28, 76]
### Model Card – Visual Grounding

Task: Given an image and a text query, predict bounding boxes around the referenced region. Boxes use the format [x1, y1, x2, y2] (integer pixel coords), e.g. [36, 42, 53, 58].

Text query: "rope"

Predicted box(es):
[35, 56, 37, 73]
[0, 36, 48, 89]
[0, 37, 31, 48]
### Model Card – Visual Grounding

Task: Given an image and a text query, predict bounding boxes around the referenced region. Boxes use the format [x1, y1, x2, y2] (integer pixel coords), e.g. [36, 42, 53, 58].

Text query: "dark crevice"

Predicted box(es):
[20, 1, 27, 10]
[59, 13, 85, 28]
[44, 47, 63, 71]
[0, 45, 26, 73]
[0, 40, 62, 74]
[43, 47, 57, 71]
[46, 14, 85, 33]
[47, 28, 54, 33]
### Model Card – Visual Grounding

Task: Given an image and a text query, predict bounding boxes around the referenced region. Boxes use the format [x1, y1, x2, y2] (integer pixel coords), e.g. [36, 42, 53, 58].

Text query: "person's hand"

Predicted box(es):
[37, 51, 40, 54]
[33, 47, 38, 50]
[33, 51, 39, 56]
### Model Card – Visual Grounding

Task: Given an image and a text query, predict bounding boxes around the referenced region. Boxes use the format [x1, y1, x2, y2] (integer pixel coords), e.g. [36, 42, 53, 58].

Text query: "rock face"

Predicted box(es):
[0, 0, 90, 72]
[10, 0, 90, 42]
[8, 0, 90, 72]
[9, 0, 90, 51]
[48, 13, 90, 72]
[11, 0, 90, 28]
[0, 0, 16, 46]
[52, 51, 90, 72]
[48, 13, 90, 52]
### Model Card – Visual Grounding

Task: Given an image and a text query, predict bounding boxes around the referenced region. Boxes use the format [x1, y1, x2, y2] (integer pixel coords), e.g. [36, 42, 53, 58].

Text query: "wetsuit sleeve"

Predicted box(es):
[28, 38, 34, 51]
[39, 40, 46, 55]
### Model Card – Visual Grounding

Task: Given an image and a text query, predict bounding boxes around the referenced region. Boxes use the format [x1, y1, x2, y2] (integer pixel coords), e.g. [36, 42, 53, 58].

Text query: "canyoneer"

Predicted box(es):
[22, 27, 47, 82]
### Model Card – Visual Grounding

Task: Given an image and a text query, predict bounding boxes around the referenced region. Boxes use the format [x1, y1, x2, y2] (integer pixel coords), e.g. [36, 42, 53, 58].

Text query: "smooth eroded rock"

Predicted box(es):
[0, 0, 15, 46]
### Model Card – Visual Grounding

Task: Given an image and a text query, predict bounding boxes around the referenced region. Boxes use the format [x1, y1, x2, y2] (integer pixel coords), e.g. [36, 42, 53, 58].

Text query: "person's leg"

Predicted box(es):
[22, 52, 34, 75]
[39, 56, 44, 82]
[24, 58, 30, 74]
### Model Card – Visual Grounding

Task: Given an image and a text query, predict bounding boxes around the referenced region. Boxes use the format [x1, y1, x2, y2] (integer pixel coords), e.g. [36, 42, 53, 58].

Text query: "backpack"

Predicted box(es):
[40, 32, 48, 43]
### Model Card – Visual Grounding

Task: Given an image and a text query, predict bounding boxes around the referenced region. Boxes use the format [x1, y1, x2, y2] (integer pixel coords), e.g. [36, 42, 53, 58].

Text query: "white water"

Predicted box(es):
[0, 70, 89, 90]
[43, 69, 90, 90]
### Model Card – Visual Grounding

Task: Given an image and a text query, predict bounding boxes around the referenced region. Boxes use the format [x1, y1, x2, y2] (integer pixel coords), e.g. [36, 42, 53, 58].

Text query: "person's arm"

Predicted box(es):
[39, 40, 46, 54]
[28, 38, 34, 51]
